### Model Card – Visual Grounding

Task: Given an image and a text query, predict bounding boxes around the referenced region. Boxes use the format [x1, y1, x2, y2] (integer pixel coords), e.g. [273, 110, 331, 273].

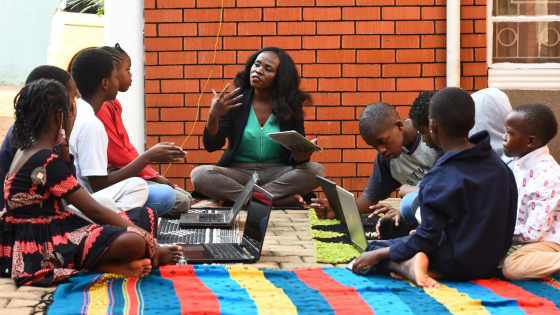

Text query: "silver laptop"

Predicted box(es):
[180, 185, 273, 263]
[179, 172, 258, 228]
[336, 186, 369, 253]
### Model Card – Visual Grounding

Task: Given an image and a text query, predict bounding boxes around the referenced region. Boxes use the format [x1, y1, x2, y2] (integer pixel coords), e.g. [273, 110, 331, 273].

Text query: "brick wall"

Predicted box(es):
[144, 0, 488, 197]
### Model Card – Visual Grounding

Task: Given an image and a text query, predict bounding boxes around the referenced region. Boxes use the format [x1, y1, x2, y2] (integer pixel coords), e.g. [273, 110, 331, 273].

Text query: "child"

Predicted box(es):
[311, 102, 438, 219]
[97, 44, 192, 217]
[501, 103, 560, 280]
[69, 48, 185, 216]
[0, 66, 77, 208]
[1, 79, 182, 286]
[352, 87, 517, 288]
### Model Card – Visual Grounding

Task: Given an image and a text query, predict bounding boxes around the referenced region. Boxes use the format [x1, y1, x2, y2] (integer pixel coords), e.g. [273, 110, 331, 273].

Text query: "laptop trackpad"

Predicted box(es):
[180, 244, 215, 260]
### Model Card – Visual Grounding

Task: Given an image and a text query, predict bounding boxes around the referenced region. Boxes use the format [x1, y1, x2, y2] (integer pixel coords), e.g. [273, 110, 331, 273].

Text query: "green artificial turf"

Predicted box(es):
[308, 208, 341, 226]
[312, 239, 361, 264]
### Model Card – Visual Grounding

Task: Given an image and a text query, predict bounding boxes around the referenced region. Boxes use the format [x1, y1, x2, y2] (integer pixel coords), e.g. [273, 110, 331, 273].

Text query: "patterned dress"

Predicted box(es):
[0, 150, 158, 287]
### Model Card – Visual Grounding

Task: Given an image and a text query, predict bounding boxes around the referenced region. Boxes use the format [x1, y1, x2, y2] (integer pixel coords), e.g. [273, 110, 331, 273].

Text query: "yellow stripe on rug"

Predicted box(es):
[227, 266, 298, 315]
[423, 283, 490, 315]
[86, 274, 115, 314]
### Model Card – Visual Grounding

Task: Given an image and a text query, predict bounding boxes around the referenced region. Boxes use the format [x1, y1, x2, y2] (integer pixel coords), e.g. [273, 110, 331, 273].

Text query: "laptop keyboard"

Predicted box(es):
[206, 243, 247, 259]
[159, 219, 205, 244]
[198, 213, 225, 223]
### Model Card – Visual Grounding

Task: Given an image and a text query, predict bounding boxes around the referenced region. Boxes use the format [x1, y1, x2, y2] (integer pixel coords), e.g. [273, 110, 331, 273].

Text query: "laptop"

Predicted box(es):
[179, 172, 258, 228]
[317, 175, 376, 226]
[336, 185, 369, 253]
[180, 185, 274, 264]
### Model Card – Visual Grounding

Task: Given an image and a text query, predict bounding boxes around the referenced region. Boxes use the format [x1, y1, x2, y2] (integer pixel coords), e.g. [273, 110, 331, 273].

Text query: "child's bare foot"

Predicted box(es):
[389, 272, 407, 281]
[99, 258, 152, 278]
[273, 194, 305, 207]
[390, 252, 440, 288]
[157, 245, 183, 266]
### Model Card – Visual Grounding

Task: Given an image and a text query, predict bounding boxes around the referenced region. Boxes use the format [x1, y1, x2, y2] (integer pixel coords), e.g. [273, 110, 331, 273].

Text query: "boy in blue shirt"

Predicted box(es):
[352, 87, 518, 288]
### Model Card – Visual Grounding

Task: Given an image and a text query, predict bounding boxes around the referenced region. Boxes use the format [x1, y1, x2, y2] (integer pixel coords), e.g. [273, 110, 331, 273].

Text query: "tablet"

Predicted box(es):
[267, 131, 323, 152]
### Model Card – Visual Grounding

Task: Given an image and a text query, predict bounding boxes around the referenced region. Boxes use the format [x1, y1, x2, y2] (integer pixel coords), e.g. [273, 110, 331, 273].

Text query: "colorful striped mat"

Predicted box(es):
[46, 265, 560, 314]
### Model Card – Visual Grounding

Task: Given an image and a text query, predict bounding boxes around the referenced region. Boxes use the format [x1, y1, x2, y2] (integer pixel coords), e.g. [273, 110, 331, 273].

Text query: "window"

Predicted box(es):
[488, 0, 560, 89]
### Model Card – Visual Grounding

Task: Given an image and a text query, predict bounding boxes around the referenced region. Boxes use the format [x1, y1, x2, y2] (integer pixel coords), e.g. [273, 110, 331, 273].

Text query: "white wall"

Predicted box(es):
[0, 0, 60, 85]
[104, 0, 146, 152]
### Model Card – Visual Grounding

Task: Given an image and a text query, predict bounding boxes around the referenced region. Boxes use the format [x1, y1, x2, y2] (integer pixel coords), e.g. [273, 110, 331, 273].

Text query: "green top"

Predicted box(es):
[233, 106, 283, 163]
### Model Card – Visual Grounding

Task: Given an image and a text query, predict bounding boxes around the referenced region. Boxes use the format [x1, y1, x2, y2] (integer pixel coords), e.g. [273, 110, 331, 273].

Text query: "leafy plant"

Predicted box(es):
[68, 0, 104, 16]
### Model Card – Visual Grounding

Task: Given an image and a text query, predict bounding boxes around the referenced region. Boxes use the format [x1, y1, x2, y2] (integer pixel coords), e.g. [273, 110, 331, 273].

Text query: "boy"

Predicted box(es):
[352, 88, 517, 288]
[501, 103, 560, 280]
[69, 48, 185, 214]
[311, 102, 438, 219]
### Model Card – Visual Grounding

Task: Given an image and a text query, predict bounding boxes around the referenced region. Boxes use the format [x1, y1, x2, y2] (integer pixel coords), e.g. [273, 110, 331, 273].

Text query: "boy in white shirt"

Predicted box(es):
[70, 48, 186, 214]
[502, 103, 560, 280]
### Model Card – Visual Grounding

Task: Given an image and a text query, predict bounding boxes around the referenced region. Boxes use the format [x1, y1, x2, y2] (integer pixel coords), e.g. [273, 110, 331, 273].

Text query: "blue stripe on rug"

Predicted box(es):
[263, 269, 335, 314]
[193, 265, 258, 314]
[138, 269, 181, 315]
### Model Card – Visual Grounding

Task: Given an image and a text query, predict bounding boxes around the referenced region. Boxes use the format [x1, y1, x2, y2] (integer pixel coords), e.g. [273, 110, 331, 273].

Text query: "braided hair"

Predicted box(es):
[99, 43, 129, 66]
[12, 79, 71, 150]
[234, 47, 310, 124]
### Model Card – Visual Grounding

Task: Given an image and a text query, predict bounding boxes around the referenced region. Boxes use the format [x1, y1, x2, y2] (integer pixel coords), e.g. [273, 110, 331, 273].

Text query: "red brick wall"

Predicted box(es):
[144, 0, 488, 197]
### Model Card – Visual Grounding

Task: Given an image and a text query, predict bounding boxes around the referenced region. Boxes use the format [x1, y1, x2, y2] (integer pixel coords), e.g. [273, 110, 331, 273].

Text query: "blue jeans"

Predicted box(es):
[399, 182, 420, 227]
[143, 183, 176, 216]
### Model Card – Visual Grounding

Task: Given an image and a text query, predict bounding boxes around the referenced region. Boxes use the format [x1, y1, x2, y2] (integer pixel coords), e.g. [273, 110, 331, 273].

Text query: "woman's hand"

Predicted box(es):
[208, 83, 243, 122]
[310, 198, 336, 219]
[152, 175, 177, 188]
[289, 138, 316, 163]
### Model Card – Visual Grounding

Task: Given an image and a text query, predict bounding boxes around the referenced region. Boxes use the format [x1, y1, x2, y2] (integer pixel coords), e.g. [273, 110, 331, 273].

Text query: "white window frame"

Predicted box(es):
[487, 1, 560, 89]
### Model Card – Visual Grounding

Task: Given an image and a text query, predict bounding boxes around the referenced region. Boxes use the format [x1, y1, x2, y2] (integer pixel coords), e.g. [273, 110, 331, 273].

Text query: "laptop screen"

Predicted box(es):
[242, 186, 273, 255]
[226, 172, 258, 219]
[336, 186, 368, 253]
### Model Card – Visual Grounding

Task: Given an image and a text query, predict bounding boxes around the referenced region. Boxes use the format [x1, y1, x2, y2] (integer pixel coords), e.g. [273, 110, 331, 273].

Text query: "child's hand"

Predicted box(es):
[145, 142, 186, 163]
[352, 251, 381, 274]
[369, 204, 394, 216]
[375, 209, 401, 239]
[152, 175, 177, 188]
[208, 84, 243, 121]
[310, 198, 336, 219]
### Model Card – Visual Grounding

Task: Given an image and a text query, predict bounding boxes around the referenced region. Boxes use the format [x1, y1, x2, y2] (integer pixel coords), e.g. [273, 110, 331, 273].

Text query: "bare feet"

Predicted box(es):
[157, 245, 183, 266]
[389, 252, 441, 288]
[273, 194, 305, 207]
[389, 272, 407, 281]
[98, 258, 152, 278]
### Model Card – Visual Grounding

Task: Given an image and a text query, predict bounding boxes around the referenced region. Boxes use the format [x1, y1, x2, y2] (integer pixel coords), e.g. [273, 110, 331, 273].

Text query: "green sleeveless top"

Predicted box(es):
[233, 106, 283, 163]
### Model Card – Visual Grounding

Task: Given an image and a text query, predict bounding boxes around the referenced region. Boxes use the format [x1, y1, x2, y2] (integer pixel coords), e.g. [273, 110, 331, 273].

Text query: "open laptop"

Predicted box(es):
[336, 185, 369, 253]
[317, 175, 376, 226]
[180, 185, 273, 264]
[179, 172, 258, 228]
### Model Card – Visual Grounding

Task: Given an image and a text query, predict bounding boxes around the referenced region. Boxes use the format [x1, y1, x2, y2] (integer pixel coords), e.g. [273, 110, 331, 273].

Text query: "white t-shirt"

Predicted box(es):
[69, 99, 109, 194]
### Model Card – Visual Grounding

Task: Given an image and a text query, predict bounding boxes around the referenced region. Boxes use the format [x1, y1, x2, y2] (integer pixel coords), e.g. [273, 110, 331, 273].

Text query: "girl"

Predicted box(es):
[0, 79, 182, 286]
[191, 47, 325, 207]
[97, 44, 192, 217]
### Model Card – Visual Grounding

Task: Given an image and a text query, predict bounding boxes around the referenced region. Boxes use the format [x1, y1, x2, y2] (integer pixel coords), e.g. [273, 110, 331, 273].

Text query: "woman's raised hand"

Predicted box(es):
[208, 83, 243, 121]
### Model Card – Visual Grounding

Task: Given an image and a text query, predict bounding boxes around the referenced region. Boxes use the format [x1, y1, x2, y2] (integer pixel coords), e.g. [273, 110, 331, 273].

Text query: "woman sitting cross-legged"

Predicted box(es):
[0, 79, 182, 287]
[191, 47, 325, 207]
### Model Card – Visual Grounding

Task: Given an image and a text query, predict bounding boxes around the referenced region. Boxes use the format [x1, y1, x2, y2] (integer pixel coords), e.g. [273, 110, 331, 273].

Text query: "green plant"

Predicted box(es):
[69, 0, 104, 16]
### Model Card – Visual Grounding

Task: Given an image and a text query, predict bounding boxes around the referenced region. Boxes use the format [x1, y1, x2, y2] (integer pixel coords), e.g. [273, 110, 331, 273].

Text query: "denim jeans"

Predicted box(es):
[144, 183, 176, 216]
[399, 182, 420, 227]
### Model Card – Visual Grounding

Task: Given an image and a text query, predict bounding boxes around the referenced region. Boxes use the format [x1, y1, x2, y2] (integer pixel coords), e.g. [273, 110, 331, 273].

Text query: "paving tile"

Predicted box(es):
[271, 250, 315, 257]
[0, 300, 7, 308]
[0, 292, 42, 301]
[0, 307, 33, 315]
[0, 284, 16, 293]
[245, 262, 280, 270]
[279, 263, 334, 270]
[6, 299, 37, 309]
[16, 286, 56, 293]
[259, 256, 303, 263]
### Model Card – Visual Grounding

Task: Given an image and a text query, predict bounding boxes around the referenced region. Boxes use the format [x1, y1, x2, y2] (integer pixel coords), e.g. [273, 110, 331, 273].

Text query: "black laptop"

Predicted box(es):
[316, 175, 376, 226]
[179, 172, 258, 228]
[180, 185, 273, 264]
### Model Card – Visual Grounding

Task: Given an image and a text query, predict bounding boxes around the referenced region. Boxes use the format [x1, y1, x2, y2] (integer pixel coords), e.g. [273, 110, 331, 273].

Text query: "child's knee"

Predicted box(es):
[502, 254, 525, 280]
[116, 233, 147, 259]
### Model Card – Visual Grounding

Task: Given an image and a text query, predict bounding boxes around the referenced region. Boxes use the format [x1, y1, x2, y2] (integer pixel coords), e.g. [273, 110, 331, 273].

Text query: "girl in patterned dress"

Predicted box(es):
[0, 79, 182, 287]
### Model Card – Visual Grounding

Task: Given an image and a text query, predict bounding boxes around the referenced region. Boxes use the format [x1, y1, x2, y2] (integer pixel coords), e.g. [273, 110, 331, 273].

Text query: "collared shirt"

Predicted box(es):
[389, 131, 518, 279]
[96, 100, 159, 180]
[512, 146, 560, 244]
[69, 99, 109, 194]
[363, 130, 439, 201]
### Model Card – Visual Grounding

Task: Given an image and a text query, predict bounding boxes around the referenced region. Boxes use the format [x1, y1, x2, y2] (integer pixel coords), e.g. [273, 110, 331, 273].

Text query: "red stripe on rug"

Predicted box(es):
[294, 268, 375, 315]
[126, 278, 140, 315]
[473, 278, 560, 315]
[542, 278, 560, 290]
[160, 265, 221, 314]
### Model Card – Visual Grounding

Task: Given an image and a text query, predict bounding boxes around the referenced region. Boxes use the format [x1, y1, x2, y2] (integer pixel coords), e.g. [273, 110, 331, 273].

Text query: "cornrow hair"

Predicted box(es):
[25, 65, 72, 88]
[408, 91, 437, 128]
[12, 79, 71, 150]
[99, 43, 129, 66]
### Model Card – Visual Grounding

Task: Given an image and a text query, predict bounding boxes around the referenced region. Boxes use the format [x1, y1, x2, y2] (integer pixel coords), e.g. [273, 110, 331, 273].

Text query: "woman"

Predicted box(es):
[191, 47, 325, 207]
